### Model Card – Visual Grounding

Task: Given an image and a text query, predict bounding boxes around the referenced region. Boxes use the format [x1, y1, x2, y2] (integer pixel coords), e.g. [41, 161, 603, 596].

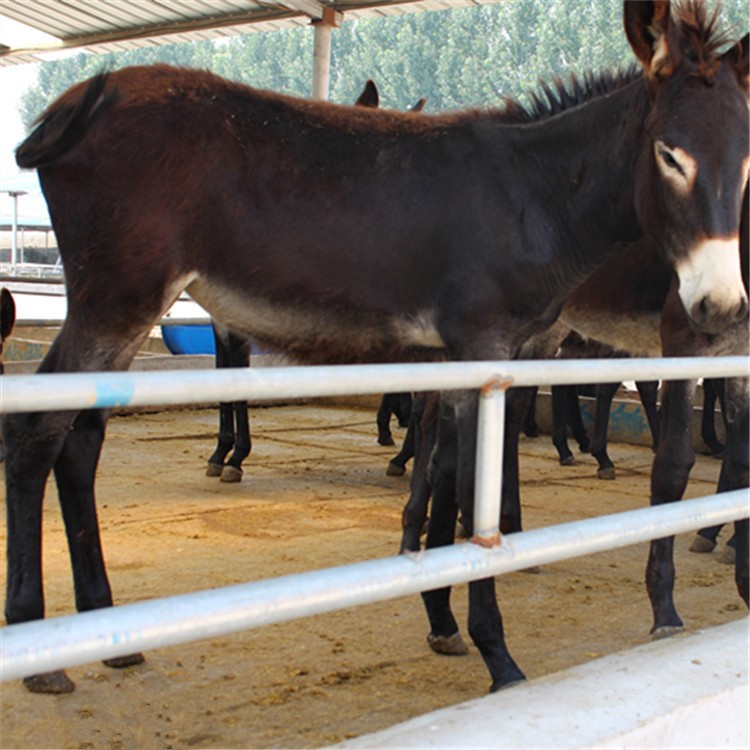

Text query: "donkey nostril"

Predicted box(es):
[698, 296, 710, 320]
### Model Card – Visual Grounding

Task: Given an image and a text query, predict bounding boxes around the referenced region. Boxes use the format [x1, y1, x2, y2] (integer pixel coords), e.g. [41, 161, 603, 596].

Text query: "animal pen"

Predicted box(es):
[1, 355, 748, 745]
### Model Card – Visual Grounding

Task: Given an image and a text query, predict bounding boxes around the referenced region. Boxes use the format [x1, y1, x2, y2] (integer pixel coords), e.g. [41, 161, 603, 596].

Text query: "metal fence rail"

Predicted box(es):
[1, 356, 749, 681]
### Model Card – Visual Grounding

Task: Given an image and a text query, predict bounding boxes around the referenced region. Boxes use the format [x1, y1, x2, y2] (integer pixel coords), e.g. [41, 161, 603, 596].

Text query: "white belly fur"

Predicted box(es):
[186, 276, 445, 354]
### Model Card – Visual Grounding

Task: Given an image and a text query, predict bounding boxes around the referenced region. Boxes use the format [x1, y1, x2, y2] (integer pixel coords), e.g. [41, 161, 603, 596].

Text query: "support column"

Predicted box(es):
[311, 7, 340, 101]
[9, 190, 26, 275]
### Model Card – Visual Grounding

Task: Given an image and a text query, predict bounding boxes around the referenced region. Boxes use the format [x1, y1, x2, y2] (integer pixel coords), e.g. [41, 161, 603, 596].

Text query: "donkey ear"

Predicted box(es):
[722, 33, 749, 94]
[355, 79, 379, 109]
[410, 98, 426, 113]
[624, 0, 673, 77]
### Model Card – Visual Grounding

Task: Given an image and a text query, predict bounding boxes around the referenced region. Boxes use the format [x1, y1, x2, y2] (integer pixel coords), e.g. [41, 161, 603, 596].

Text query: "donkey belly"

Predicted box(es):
[186, 276, 445, 363]
[559, 305, 661, 358]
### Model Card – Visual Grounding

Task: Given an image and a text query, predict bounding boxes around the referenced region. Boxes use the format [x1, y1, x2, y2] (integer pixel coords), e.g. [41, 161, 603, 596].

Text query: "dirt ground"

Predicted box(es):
[0, 402, 745, 750]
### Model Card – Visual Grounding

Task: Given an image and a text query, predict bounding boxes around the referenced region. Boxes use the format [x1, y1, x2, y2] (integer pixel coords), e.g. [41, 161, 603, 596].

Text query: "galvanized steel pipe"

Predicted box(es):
[1, 490, 747, 682]
[1, 357, 748, 414]
[473, 378, 510, 542]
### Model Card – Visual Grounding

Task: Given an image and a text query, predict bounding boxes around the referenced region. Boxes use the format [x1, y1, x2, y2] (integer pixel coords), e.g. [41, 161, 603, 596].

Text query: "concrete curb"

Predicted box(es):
[332, 618, 749, 749]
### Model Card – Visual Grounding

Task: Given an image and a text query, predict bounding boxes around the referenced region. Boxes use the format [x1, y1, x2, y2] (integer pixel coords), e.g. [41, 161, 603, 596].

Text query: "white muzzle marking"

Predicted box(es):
[675, 236, 746, 323]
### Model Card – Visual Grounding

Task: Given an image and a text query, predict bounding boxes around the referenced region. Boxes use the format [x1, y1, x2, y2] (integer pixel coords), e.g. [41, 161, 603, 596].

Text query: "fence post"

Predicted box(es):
[472, 377, 510, 544]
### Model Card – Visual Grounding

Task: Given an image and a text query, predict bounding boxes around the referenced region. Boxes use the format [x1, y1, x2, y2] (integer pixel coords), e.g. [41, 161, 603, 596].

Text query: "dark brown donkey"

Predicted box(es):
[0, 288, 16, 463]
[0, 288, 15, 376]
[6, 0, 748, 695]
[0, 287, 16, 461]
[399, 191, 748, 652]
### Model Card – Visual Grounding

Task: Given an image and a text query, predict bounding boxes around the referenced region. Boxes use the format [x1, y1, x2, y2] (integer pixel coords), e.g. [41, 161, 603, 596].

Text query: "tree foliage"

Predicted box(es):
[18, 0, 749, 125]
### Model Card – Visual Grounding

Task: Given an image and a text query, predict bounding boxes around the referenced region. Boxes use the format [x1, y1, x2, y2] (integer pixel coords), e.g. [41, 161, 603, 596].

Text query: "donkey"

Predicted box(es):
[402, 196, 748, 660]
[0, 288, 17, 463]
[400, 195, 748, 654]
[0, 288, 16, 375]
[5, 1, 748, 695]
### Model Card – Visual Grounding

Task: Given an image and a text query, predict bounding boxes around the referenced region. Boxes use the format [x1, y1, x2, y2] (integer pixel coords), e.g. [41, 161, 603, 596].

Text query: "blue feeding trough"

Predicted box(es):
[161, 324, 216, 355]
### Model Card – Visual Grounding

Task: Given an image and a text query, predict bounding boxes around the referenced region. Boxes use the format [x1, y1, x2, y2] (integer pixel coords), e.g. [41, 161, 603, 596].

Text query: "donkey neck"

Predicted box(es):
[502, 75, 650, 292]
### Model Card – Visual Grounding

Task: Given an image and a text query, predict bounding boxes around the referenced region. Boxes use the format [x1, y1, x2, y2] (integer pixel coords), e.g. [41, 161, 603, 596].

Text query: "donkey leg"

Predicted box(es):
[567, 385, 590, 453]
[453, 391, 525, 691]
[207, 402, 236, 476]
[399, 394, 437, 553]
[376, 394, 396, 446]
[522, 386, 540, 438]
[221, 402, 251, 482]
[500, 388, 535, 535]
[388, 393, 422, 477]
[207, 327, 236, 476]
[590, 382, 620, 480]
[647, 379, 697, 638]
[636, 380, 660, 452]
[420, 399, 467, 655]
[719, 376, 749, 603]
[468, 578, 525, 692]
[551, 385, 575, 466]
[3, 408, 79, 693]
[221, 332, 253, 483]
[395, 392, 413, 428]
[54, 408, 144, 672]
[6, 307, 171, 692]
[700, 378, 725, 456]
[691, 380, 727, 551]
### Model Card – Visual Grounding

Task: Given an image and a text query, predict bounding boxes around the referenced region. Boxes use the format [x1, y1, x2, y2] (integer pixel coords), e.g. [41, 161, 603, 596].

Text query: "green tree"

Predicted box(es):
[18, 0, 750, 124]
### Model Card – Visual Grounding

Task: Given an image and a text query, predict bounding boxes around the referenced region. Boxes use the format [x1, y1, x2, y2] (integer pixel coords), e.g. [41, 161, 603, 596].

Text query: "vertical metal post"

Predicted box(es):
[9, 190, 26, 275]
[472, 378, 510, 544]
[311, 7, 340, 101]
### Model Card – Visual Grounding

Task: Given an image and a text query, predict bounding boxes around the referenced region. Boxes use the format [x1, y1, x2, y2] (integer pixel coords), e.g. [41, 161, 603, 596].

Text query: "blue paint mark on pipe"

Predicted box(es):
[95, 380, 135, 408]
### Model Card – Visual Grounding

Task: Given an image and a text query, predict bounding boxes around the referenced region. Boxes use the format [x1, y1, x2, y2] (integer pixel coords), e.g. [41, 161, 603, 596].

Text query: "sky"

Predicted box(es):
[0, 16, 59, 218]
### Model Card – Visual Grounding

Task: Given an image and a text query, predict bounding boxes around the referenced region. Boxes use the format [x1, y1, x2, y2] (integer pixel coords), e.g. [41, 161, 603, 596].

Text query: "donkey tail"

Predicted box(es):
[16, 72, 114, 169]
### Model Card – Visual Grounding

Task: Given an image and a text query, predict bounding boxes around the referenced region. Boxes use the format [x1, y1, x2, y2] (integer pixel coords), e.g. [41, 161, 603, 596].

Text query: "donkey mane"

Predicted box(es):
[518, 68, 643, 123]
[675, 0, 734, 78]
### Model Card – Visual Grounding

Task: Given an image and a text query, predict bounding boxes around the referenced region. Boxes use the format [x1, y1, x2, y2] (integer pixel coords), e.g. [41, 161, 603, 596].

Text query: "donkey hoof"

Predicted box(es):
[103, 652, 145, 669]
[427, 631, 469, 656]
[377, 436, 395, 447]
[206, 462, 223, 477]
[220, 465, 243, 483]
[689, 535, 717, 553]
[23, 670, 75, 694]
[560, 455, 576, 466]
[721, 544, 736, 565]
[651, 624, 683, 641]
[597, 467, 616, 480]
[489, 670, 526, 693]
[386, 462, 406, 477]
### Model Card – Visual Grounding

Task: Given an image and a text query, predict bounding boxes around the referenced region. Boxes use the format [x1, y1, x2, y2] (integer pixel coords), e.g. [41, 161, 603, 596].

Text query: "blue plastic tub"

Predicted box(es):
[161, 324, 216, 355]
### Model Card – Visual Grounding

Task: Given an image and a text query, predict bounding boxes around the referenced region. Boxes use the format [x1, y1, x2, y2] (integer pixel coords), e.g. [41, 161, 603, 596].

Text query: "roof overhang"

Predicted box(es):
[0, 1, 503, 66]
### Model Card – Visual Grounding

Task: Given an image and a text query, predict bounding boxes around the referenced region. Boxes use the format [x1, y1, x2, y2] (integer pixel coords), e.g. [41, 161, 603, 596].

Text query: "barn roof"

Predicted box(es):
[0, 0, 503, 66]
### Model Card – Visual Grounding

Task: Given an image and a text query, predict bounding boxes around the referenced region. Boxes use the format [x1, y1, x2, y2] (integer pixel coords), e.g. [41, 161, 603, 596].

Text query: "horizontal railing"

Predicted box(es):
[2, 357, 746, 413]
[1, 356, 749, 682]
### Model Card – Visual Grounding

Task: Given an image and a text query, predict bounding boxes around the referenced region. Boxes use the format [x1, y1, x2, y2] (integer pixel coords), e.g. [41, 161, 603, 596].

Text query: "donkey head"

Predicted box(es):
[625, 0, 749, 333]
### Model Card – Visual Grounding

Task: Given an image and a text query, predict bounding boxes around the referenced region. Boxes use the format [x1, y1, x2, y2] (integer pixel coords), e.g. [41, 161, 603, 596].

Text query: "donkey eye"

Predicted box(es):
[656, 143, 686, 177]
